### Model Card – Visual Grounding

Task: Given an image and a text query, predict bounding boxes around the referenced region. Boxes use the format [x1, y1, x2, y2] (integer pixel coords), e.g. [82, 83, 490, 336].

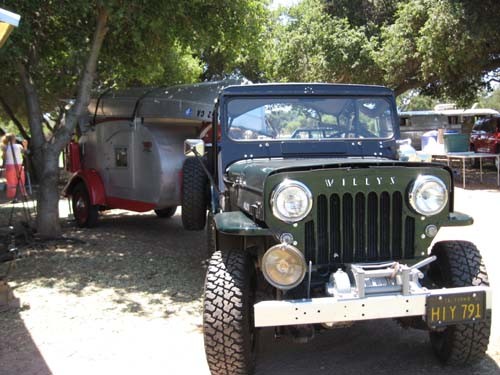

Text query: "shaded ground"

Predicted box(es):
[0, 165, 499, 374]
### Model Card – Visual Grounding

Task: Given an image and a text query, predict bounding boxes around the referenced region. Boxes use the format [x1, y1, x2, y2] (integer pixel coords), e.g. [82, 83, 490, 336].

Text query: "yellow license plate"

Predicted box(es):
[426, 291, 486, 327]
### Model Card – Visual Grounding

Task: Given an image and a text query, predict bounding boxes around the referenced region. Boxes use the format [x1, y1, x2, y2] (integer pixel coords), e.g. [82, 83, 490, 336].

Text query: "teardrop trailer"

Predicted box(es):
[180, 83, 492, 374]
[63, 81, 238, 227]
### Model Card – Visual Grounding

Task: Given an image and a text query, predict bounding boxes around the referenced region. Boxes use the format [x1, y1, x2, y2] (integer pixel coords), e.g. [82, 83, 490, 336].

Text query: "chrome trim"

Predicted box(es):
[409, 175, 448, 216]
[270, 179, 313, 223]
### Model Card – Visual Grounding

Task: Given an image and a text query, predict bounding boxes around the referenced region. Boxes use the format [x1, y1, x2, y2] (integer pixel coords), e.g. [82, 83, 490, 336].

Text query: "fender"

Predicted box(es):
[63, 169, 106, 206]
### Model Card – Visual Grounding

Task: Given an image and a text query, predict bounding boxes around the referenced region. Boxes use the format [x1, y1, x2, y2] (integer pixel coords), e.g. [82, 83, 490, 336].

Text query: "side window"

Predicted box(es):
[115, 147, 128, 167]
[485, 119, 496, 133]
[473, 120, 484, 132]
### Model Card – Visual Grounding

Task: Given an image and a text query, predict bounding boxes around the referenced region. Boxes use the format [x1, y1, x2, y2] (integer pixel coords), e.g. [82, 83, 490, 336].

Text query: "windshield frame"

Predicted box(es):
[216, 87, 400, 172]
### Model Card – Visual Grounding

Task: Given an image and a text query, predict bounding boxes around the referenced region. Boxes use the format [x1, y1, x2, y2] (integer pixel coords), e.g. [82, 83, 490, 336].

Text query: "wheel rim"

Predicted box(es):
[74, 193, 89, 224]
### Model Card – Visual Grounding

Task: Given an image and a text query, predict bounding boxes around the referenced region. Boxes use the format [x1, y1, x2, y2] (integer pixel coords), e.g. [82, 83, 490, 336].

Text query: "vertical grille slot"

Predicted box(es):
[404, 217, 415, 258]
[342, 193, 354, 262]
[317, 195, 329, 264]
[391, 192, 403, 259]
[329, 194, 341, 263]
[367, 192, 378, 260]
[355, 193, 366, 261]
[304, 221, 315, 263]
[379, 192, 391, 259]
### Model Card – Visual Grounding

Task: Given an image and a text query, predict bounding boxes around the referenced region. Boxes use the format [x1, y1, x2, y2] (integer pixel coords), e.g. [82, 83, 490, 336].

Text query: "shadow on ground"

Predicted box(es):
[6, 210, 207, 307]
[255, 320, 499, 375]
[0, 307, 52, 375]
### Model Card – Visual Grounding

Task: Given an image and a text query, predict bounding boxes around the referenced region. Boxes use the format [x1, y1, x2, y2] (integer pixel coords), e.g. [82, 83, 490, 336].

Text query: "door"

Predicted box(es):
[98, 121, 135, 199]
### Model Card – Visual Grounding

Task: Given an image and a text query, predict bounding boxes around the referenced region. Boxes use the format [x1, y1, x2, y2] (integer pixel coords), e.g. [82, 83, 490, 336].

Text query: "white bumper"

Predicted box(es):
[254, 286, 492, 327]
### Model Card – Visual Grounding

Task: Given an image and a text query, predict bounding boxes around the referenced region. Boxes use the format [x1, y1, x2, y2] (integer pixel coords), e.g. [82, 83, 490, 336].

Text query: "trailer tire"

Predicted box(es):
[182, 157, 208, 230]
[427, 240, 491, 365]
[72, 183, 99, 228]
[154, 206, 177, 218]
[204, 250, 255, 375]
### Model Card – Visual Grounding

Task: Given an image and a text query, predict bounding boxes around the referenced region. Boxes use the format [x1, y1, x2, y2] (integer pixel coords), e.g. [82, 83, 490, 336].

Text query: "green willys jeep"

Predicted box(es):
[181, 83, 491, 374]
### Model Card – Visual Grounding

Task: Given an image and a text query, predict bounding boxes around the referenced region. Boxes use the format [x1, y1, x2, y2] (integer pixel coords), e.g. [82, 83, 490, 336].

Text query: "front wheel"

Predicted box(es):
[427, 241, 491, 365]
[203, 250, 255, 375]
[181, 157, 208, 230]
[71, 183, 99, 228]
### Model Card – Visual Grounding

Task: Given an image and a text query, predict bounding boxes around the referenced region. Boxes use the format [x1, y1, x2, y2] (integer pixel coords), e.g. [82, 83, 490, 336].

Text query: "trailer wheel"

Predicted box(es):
[154, 206, 177, 218]
[72, 183, 99, 228]
[203, 249, 255, 375]
[427, 241, 491, 365]
[182, 157, 208, 230]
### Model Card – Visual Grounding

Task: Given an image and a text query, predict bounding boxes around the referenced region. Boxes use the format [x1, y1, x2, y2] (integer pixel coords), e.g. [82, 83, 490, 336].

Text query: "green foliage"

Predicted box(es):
[397, 91, 438, 111]
[265, 0, 381, 84]
[0, 0, 268, 125]
[266, 0, 500, 105]
[478, 88, 500, 111]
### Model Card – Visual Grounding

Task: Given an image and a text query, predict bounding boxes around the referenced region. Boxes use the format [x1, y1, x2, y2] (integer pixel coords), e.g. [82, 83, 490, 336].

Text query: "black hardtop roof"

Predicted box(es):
[221, 83, 394, 97]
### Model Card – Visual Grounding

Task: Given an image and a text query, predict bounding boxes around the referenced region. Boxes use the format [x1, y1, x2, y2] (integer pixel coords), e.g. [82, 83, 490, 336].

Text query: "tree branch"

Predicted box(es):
[0, 95, 30, 140]
[18, 62, 45, 177]
[54, 6, 109, 150]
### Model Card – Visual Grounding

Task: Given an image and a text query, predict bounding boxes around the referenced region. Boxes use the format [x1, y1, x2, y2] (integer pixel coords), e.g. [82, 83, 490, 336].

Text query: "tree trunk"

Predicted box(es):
[18, 6, 109, 238]
[35, 149, 61, 237]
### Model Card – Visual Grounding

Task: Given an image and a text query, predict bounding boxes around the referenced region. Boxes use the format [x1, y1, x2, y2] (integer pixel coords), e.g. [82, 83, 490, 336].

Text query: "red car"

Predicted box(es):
[469, 115, 500, 169]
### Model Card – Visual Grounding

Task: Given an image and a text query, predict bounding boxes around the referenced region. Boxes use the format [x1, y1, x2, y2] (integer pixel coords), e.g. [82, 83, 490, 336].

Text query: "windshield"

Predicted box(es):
[226, 97, 395, 141]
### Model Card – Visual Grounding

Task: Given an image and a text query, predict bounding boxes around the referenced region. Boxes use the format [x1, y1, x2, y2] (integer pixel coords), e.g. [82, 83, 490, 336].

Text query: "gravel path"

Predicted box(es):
[0, 178, 499, 374]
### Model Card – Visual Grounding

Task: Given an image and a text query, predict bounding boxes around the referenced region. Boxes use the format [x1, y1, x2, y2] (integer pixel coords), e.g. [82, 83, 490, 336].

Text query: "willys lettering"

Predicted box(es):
[324, 176, 396, 188]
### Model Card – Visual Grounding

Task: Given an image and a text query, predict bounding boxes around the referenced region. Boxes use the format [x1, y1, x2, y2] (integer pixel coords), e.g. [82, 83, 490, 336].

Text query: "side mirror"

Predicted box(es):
[184, 139, 205, 157]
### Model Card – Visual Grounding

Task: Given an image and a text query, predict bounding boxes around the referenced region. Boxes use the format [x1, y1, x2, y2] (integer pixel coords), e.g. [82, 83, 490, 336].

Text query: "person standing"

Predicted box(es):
[1, 133, 28, 202]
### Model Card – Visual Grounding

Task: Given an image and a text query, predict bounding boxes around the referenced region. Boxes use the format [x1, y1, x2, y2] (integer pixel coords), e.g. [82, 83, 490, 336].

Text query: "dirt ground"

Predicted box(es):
[0, 166, 499, 375]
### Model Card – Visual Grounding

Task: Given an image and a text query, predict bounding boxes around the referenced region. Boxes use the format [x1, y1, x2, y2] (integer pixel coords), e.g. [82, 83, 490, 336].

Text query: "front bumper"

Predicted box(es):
[254, 286, 491, 327]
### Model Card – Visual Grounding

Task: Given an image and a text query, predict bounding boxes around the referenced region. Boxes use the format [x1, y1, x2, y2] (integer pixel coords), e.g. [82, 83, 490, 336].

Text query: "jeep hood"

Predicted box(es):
[225, 157, 412, 192]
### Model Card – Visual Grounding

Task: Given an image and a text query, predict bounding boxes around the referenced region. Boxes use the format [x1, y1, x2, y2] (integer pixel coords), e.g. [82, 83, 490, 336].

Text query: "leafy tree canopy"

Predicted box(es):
[0, 0, 268, 125]
[265, 0, 500, 106]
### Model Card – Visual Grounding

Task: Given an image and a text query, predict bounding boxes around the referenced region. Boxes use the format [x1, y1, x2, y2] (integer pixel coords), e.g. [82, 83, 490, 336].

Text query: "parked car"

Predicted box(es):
[469, 115, 500, 169]
[181, 83, 492, 374]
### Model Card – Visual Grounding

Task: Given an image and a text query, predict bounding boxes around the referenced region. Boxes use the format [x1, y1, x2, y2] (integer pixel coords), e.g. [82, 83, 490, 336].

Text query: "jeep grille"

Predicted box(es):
[304, 192, 416, 264]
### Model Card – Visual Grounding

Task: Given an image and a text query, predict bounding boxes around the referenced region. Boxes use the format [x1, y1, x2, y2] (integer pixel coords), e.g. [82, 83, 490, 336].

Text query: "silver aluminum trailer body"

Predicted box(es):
[66, 80, 241, 225]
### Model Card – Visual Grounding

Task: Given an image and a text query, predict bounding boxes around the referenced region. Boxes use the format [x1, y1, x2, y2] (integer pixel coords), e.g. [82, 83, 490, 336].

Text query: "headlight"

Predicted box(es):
[409, 175, 448, 216]
[271, 180, 312, 222]
[262, 244, 306, 290]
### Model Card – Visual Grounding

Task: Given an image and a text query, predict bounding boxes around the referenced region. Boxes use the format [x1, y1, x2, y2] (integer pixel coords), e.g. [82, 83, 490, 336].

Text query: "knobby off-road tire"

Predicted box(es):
[154, 206, 177, 218]
[428, 240, 491, 365]
[203, 250, 254, 375]
[181, 157, 208, 230]
[72, 182, 99, 228]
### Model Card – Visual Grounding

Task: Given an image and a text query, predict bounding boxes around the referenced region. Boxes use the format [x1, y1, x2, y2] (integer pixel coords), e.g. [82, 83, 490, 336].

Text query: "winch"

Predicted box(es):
[326, 255, 437, 298]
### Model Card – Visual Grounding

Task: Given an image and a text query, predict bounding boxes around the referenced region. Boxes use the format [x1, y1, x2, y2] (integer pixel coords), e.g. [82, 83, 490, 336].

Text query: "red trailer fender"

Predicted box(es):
[63, 169, 106, 206]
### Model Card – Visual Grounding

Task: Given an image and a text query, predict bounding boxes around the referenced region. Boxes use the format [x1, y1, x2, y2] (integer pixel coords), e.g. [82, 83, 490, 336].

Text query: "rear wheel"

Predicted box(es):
[427, 241, 491, 365]
[181, 157, 208, 230]
[154, 206, 177, 218]
[72, 183, 99, 228]
[203, 249, 255, 375]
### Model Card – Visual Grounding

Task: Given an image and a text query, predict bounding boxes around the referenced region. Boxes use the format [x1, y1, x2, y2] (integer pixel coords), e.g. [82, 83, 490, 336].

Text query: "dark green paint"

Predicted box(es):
[214, 211, 271, 236]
